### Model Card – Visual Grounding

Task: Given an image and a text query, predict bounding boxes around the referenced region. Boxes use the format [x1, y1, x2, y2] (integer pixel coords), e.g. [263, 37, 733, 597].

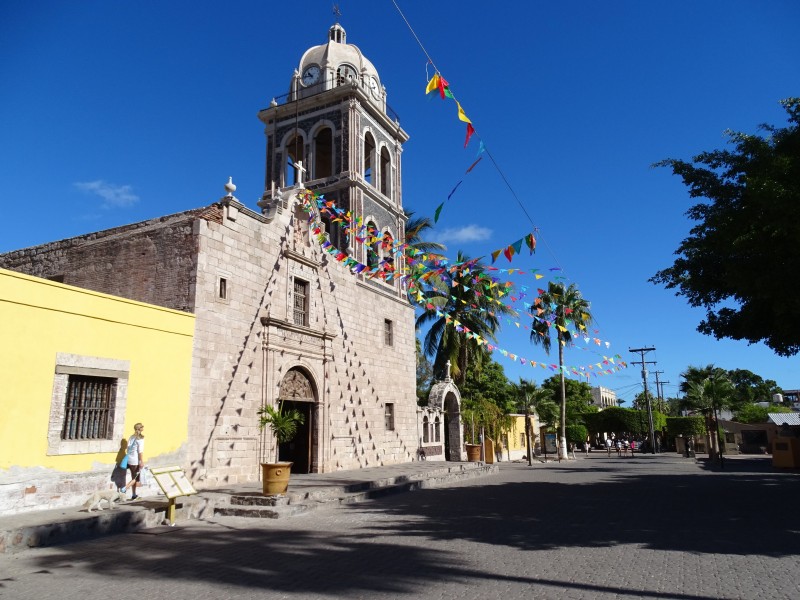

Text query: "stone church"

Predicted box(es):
[0, 24, 465, 488]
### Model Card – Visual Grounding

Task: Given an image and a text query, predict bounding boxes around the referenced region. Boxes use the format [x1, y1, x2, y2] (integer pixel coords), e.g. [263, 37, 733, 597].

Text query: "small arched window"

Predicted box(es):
[364, 132, 376, 185]
[434, 416, 441, 442]
[380, 147, 391, 197]
[314, 127, 333, 179]
[366, 221, 379, 269]
[423, 416, 430, 443]
[380, 231, 395, 278]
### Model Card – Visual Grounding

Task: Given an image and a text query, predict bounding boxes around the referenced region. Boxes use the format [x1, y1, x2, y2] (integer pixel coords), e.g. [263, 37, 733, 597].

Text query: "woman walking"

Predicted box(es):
[126, 423, 146, 500]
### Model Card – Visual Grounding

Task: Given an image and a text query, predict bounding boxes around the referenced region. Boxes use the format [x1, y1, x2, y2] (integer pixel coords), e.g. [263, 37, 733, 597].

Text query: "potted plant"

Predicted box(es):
[258, 401, 305, 495]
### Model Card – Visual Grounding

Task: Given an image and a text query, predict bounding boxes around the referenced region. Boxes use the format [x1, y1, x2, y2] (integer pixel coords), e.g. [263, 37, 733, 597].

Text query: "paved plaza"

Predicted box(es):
[1, 453, 798, 599]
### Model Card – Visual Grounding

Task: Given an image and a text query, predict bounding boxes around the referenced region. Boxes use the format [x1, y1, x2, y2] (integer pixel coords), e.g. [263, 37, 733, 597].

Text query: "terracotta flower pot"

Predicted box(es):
[465, 444, 482, 462]
[261, 462, 293, 495]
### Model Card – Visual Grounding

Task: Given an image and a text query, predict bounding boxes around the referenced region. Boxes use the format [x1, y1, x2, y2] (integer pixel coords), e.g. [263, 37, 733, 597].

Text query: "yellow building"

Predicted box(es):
[499, 414, 540, 461]
[0, 269, 195, 515]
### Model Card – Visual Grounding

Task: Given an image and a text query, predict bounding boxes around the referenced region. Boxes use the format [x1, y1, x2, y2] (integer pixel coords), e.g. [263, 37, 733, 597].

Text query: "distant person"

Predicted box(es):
[606, 437, 612, 456]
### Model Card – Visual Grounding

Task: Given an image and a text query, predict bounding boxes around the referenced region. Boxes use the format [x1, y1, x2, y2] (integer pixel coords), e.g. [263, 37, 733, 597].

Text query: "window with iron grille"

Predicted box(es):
[385, 403, 395, 431]
[61, 376, 115, 440]
[48, 353, 129, 456]
[384, 319, 393, 346]
[293, 278, 309, 326]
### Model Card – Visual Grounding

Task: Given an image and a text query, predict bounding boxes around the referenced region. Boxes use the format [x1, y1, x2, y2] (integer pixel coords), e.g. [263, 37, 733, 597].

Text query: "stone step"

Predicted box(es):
[211, 463, 497, 520]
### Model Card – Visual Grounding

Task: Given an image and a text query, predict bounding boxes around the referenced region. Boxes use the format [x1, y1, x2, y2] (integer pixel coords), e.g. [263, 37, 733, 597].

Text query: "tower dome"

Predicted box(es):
[290, 24, 385, 108]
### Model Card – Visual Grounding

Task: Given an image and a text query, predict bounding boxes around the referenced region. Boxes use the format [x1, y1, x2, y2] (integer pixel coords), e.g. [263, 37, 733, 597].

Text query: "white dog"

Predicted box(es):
[83, 488, 127, 512]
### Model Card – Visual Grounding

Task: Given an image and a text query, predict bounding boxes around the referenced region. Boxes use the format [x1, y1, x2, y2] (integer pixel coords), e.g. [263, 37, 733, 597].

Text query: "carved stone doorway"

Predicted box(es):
[277, 368, 317, 474]
[428, 380, 464, 461]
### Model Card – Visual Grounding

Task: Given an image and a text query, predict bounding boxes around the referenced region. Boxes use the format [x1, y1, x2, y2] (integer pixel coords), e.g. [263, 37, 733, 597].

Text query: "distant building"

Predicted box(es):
[591, 386, 617, 409]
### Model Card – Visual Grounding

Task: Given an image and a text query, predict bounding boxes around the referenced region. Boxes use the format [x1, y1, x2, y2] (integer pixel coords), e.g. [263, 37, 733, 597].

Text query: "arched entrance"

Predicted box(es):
[428, 380, 464, 461]
[277, 368, 316, 474]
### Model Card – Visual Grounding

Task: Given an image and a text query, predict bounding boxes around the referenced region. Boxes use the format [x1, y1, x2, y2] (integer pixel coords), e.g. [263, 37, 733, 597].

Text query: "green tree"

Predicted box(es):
[666, 416, 705, 438]
[415, 337, 434, 405]
[514, 379, 558, 465]
[530, 282, 594, 459]
[541, 374, 595, 427]
[681, 365, 735, 462]
[734, 403, 793, 424]
[727, 368, 783, 408]
[651, 98, 800, 356]
[461, 356, 515, 413]
[565, 423, 588, 446]
[417, 252, 515, 386]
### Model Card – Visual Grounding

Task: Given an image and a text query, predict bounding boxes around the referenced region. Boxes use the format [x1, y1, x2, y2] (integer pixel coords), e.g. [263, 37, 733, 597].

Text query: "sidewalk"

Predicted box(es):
[0, 461, 497, 555]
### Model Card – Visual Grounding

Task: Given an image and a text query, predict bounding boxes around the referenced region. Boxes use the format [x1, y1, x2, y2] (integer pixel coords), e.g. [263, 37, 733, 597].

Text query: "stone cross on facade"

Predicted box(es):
[445, 360, 452, 382]
[295, 160, 306, 185]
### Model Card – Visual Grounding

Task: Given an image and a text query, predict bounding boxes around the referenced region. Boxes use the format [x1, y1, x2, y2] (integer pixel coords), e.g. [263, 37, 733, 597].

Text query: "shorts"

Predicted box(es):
[128, 463, 141, 481]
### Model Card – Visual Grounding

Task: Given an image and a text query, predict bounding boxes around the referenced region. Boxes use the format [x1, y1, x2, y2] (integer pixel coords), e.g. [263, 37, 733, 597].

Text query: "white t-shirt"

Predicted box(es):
[127, 436, 145, 466]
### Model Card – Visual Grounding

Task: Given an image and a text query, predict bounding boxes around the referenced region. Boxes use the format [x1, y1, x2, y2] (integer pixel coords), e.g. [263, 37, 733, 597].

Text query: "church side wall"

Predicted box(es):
[0, 212, 201, 313]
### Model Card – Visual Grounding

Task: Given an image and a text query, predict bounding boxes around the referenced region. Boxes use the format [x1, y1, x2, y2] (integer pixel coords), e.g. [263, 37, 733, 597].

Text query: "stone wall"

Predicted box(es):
[0, 209, 211, 313]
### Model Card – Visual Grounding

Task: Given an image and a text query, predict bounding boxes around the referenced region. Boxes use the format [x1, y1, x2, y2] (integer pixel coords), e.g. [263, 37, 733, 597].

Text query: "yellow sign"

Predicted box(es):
[150, 466, 197, 500]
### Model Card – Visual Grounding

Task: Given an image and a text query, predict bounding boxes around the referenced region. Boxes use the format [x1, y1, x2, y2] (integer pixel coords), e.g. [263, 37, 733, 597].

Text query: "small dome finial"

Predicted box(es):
[224, 177, 237, 198]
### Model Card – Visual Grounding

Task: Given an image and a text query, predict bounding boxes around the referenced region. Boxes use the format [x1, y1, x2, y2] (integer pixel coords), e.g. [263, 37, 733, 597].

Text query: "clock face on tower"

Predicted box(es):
[302, 65, 321, 86]
[369, 76, 380, 98]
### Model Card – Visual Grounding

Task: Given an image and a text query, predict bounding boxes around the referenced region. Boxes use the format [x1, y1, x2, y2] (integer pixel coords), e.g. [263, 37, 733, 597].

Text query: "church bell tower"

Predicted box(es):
[257, 23, 409, 287]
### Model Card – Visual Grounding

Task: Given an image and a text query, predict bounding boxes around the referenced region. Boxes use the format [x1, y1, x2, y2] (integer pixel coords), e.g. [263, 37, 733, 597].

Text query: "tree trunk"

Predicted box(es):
[558, 343, 568, 460]
[705, 413, 719, 461]
[525, 408, 533, 466]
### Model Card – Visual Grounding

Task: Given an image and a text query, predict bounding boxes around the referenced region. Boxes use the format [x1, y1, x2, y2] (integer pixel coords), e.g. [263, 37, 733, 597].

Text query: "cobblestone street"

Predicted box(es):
[1, 455, 798, 600]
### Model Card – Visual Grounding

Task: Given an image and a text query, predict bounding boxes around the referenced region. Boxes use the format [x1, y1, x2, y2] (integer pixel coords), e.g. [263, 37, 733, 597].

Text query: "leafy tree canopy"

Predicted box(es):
[734, 402, 793, 424]
[666, 416, 705, 437]
[461, 356, 515, 414]
[541, 375, 595, 424]
[727, 368, 782, 407]
[651, 98, 800, 356]
[415, 337, 434, 405]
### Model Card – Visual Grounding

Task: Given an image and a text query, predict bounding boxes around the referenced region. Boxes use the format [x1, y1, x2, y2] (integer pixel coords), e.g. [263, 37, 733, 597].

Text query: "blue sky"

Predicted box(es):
[2, 1, 798, 403]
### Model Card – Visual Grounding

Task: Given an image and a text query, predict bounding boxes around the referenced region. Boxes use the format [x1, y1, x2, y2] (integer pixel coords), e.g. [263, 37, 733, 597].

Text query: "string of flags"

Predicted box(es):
[295, 189, 627, 379]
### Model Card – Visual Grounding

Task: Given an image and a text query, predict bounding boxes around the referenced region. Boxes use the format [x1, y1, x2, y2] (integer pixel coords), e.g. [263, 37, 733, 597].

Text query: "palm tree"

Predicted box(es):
[515, 378, 558, 465]
[529, 282, 594, 460]
[404, 210, 447, 256]
[403, 210, 446, 305]
[681, 365, 734, 465]
[417, 252, 515, 386]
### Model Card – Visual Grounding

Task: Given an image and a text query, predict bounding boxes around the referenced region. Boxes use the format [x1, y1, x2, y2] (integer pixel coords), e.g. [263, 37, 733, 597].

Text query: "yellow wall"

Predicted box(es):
[0, 269, 195, 472]
[501, 414, 538, 459]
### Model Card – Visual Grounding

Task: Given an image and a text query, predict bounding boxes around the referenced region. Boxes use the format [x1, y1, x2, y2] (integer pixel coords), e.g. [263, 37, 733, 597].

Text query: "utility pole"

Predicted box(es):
[629, 347, 657, 454]
[654, 371, 669, 413]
